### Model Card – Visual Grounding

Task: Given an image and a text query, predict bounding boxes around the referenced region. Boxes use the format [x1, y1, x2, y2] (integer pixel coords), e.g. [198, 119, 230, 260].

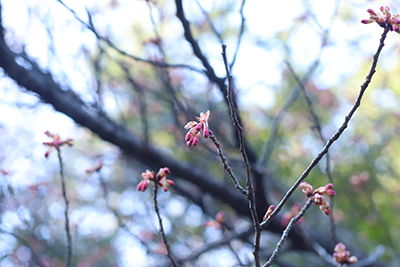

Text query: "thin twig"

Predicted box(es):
[120, 64, 150, 144]
[258, 60, 319, 166]
[284, 60, 338, 244]
[57, 150, 72, 267]
[54, 0, 204, 74]
[175, 0, 224, 82]
[194, 0, 224, 44]
[221, 44, 261, 266]
[262, 198, 314, 267]
[229, 0, 247, 71]
[209, 131, 247, 195]
[261, 26, 391, 230]
[172, 229, 252, 266]
[153, 177, 177, 267]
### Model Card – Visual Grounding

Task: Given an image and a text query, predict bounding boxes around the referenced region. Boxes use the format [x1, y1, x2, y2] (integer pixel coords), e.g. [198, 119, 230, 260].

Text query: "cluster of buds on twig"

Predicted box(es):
[184, 110, 210, 147]
[299, 182, 335, 215]
[43, 131, 73, 158]
[333, 243, 358, 265]
[204, 211, 225, 229]
[361, 6, 400, 33]
[137, 167, 175, 192]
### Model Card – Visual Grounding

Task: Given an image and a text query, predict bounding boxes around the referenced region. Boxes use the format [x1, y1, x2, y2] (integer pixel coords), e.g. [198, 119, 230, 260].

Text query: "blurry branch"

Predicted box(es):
[194, 0, 224, 44]
[299, 227, 337, 266]
[284, 60, 337, 243]
[172, 229, 252, 266]
[259, 0, 339, 167]
[222, 44, 261, 266]
[258, 54, 319, 166]
[94, 167, 153, 253]
[229, 0, 247, 71]
[120, 64, 150, 144]
[57, 150, 72, 267]
[153, 178, 177, 267]
[262, 198, 314, 267]
[175, 0, 224, 84]
[352, 245, 385, 267]
[93, 46, 104, 112]
[54, 0, 204, 74]
[0, 229, 47, 267]
[261, 25, 391, 230]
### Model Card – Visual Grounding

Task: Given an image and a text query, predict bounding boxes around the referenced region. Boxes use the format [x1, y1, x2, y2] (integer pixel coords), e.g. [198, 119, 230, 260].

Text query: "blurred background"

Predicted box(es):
[0, 0, 399, 266]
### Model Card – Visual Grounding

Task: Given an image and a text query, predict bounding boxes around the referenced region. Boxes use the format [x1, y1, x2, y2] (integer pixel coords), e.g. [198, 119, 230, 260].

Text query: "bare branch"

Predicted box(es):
[262, 198, 314, 267]
[153, 178, 177, 267]
[209, 130, 247, 195]
[57, 150, 72, 267]
[284, 60, 338, 243]
[54, 0, 205, 74]
[229, 0, 247, 71]
[261, 26, 391, 229]
[221, 44, 261, 266]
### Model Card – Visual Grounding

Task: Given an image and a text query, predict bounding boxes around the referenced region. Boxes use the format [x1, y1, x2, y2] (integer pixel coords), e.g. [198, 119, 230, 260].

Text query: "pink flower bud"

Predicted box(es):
[263, 205, 275, 220]
[185, 131, 192, 142]
[367, 9, 377, 16]
[361, 19, 373, 24]
[137, 180, 149, 192]
[299, 182, 313, 197]
[393, 25, 400, 33]
[326, 189, 336, 196]
[348, 256, 358, 263]
[203, 127, 210, 138]
[162, 167, 171, 175]
[195, 122, 203, 132]
[313, 193, 325, 205]
[325, 183, 333, 189]
[320, 204, 331, 215]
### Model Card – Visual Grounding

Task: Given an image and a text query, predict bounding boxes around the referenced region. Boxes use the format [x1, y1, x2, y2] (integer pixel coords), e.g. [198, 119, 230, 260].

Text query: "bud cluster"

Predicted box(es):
[361, 6, 400, 33]
[184, 110, 210, 147]
[137, 167, 175, 192]
[333, 243, 358, 265]
[299, 182, 335, 215]
[43, 131, 73, 158]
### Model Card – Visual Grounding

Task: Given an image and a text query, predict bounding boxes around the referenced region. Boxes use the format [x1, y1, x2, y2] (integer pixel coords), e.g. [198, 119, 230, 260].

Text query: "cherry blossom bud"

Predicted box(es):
[320, 201, 331, 215]
[137, 180, 149, 192]
[159, 178, 173, 191]
[184, 111, 210, 146]
[263, 205, 275, 220]
[299, 182, 313, 197]
[142, 170, 155, 180]
[348, 256, 358, 263]
[313, 193, 325, 205]
[361, 19, 373, 24]
[367, 9, 377, 16]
